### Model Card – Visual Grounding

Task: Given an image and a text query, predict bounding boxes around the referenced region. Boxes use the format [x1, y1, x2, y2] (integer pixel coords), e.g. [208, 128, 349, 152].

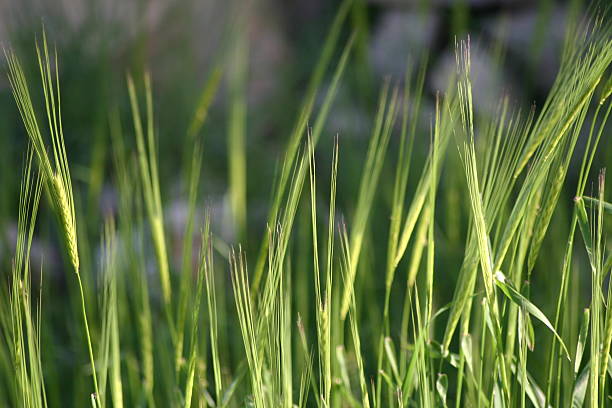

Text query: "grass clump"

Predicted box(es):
[1, 3, 612, 408]
[5, 32, 100, 405]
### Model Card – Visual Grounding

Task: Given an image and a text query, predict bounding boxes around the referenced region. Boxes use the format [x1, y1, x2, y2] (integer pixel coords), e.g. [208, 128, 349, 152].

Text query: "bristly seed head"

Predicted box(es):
[52, 172, 79, 273]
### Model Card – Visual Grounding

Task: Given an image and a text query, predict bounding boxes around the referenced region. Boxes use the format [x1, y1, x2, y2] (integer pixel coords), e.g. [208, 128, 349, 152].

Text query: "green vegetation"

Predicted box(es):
[1, 1, 611, 407]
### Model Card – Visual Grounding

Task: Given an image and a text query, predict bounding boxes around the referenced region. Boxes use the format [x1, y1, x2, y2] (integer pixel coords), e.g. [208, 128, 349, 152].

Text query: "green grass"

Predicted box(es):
[1, 3, 612, 407]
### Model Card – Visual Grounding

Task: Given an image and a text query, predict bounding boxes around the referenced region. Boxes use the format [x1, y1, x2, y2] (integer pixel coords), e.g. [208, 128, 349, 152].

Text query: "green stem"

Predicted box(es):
[77, 272, 100, 406]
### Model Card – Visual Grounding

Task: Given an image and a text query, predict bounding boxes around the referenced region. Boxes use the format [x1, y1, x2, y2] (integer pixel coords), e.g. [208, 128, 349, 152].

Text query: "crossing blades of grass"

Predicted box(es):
[252, 0, 354, 292]
[127, 73, 174, 337]
[340, 81, 399, 319]
[494, 271, 570, 359]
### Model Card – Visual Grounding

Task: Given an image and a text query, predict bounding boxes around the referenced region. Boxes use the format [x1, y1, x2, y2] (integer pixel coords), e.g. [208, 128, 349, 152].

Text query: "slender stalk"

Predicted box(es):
[77, 272, 101, 405]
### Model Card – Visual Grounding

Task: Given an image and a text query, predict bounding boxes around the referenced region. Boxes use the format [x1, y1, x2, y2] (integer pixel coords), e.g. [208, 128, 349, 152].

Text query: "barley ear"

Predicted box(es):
[6, 30, 99, 403]
[51, 172, 79, 272]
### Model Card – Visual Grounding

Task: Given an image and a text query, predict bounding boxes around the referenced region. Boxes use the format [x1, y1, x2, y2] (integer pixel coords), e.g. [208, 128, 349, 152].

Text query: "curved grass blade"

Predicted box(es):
[494, 272, 570, 359]
[581, 196, 612, 214]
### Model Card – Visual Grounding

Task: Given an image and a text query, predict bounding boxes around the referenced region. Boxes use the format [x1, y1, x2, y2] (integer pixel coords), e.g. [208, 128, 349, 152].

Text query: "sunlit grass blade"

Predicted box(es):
[574, 308, 589, 374]
[339, 223, 371, 408]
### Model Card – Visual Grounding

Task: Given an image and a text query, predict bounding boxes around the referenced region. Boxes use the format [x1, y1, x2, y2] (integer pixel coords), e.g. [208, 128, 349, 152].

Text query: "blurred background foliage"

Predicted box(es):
[2, 0, 603, 245]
